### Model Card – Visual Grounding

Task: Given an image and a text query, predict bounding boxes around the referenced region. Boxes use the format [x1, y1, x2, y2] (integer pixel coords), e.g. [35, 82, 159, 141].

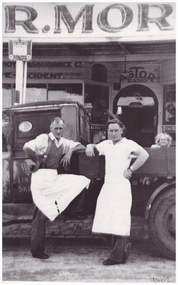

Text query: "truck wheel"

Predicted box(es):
[148, 187, 175, 260]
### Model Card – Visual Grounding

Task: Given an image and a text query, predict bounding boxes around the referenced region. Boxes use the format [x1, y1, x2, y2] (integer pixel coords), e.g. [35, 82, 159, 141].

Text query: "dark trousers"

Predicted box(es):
[109, 235, 129, 263]
[31, 189, 86, 255]
[31, 206, 48, 256]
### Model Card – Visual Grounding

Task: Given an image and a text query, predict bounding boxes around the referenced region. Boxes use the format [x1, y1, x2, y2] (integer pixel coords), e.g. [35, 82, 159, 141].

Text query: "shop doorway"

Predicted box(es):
[113, 84, 158, 147]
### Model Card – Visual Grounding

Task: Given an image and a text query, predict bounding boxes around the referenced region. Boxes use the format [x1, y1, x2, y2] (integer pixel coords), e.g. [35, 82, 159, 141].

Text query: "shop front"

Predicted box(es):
[2, 2, 176, 146]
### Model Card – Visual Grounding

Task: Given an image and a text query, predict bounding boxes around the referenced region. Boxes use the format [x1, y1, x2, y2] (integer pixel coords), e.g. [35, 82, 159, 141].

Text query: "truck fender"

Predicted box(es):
[144, 180, 175, 220]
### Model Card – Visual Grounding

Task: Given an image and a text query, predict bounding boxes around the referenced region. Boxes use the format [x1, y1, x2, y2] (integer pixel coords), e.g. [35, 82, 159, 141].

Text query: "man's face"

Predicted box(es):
[108, 123, 123, 143]
[50, 120, 65, 140]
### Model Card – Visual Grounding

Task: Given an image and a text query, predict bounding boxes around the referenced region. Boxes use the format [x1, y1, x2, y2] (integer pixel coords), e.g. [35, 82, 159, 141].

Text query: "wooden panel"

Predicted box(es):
[78, 147, 175, 178]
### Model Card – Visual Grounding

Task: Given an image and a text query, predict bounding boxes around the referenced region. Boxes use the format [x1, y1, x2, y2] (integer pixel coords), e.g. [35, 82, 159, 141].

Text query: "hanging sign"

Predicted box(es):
[8, 40, 32, 61]
[2, 2, 176, 43]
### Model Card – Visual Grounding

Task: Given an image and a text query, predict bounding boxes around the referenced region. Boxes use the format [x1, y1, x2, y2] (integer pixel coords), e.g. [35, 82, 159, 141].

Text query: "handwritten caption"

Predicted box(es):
[153, 277, 171, 283]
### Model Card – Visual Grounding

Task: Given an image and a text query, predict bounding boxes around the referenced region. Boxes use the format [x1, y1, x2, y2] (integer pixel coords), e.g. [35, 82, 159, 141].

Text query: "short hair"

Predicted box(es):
[107, 119, 127, 137]
[50, 117, 65, 128]
[155, 133, 172, 147]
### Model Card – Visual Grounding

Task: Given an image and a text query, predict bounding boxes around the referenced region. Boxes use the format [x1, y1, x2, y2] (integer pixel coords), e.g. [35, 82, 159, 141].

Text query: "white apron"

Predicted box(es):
[92, 138, 141, 236]
[92, 174, 132, 236]
[31, 169, 90, 221]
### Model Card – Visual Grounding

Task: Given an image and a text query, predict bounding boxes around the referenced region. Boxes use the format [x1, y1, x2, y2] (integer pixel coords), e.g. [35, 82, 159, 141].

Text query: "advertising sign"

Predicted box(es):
[8, 40, 32, 61]
[2, 2, 176, 43]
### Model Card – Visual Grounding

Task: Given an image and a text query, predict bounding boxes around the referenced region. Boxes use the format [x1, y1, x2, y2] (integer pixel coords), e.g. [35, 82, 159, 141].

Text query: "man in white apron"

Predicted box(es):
[86, 119, 149, 265]
[23, 117, 90, 259]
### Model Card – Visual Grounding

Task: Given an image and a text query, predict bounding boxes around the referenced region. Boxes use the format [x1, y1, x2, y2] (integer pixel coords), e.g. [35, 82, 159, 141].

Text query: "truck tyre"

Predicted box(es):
[148, 187, 175, 260]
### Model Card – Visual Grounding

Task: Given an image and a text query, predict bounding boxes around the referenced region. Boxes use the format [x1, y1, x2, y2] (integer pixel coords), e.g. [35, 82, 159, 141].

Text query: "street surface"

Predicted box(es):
[2, 237, 176, 283]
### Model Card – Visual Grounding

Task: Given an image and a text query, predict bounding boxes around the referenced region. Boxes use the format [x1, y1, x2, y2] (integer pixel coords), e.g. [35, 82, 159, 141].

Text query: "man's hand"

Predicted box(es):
[60, 149, 73, 167]
[86, 144, 95, 157]
[29, 161, 40, 173]
[123, 168, 133, 179]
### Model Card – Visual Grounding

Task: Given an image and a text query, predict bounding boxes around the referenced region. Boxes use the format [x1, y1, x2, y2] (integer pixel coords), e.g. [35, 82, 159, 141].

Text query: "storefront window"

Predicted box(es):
[25, 84, 47, 103]
[2, 84, 12, 108]
[48, 84, 83, 103]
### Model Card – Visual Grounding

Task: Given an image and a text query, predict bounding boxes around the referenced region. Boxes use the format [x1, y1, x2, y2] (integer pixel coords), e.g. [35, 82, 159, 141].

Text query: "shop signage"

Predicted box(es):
[8, 40, 32, 61]
[3, 71, 83, 80]
[3, 59, 85, 80]
[121, 66, 157, 83]
[3, 61, 84, 68]
[119, 66, 159, 83]
[2, 3, 175, 42]
[91, 124, 107, 131]
[162, 125, 176, 133]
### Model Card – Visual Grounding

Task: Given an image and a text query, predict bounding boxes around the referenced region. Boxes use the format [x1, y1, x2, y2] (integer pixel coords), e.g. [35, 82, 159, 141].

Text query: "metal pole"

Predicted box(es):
[22, 61, 27, 104]
[15, 60, 23, 104]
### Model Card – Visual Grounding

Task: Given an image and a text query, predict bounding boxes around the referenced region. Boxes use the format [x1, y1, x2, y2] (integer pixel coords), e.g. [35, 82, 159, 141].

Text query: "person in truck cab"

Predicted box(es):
[86, 119, 149, 266]
[23, 117, 90, 259]
[143, 132, 172, 185]
[151, 132, 172, 148]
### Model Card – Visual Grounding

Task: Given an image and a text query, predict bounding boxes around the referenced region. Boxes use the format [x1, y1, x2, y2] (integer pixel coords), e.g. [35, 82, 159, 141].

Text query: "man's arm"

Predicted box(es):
[60, 144, 86, 167]
[85, 144, 97, 156]
[123, 148, 149, 179]
[23, 145, 40, 172]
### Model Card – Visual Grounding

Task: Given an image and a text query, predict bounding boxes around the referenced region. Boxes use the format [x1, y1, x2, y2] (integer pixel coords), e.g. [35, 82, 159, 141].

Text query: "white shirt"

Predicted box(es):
[96, 138, 142, 177]
[24, 132, 80, 156]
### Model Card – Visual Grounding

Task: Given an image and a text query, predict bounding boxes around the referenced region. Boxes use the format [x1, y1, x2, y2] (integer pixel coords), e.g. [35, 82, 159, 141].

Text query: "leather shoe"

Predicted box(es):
[32, 253, 49, 259]
[103, 258, 121, 266]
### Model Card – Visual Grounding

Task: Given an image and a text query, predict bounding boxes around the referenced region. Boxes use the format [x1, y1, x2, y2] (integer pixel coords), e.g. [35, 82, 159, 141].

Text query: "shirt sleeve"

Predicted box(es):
[61, 138, 80, 154]
[151, 144, 160, 149]
[127, 139, 143, 158]
[23, 134, 48, 155]
[95, 141, 107, 155]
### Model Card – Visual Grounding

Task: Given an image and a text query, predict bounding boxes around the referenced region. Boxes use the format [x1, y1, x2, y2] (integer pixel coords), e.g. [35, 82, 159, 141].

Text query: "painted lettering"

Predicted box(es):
[97, 3, 133, 32]
[5, 5, 39, 33]
[4, 72, 71, 79]
[4, 72, 15, 78]
[18, 185, 31, 192]
[129, 67, 144, 78]
[4, 3, 174, 35]
[124, 67, 156, 82]
[54, 5, 94, 33]
[27, 72, 63, 79]
[3, 61, 16, 68]
[128, 78, 148, 83]
[3, 60, 83, 68]
[17, 176, 30, 184]
[26, 61, 80, 68]
[137, 4, 173, 31]
[139, 71, 147, 78]
[147, 73, 155, 81]
[75, 62, 82, 67]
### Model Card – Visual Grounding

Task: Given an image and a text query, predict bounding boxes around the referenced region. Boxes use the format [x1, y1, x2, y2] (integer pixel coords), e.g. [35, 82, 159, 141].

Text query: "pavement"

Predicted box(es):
[2, 237, 176, 284]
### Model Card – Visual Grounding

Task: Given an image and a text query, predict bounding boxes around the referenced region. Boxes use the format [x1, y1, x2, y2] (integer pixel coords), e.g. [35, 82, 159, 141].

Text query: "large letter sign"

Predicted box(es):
[3, 3, 175, 42]
[97, 4, 133, 32]
[137, 4, 173, 31]
[5, 5, 38, 33]
[54, 5, 94, 33]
